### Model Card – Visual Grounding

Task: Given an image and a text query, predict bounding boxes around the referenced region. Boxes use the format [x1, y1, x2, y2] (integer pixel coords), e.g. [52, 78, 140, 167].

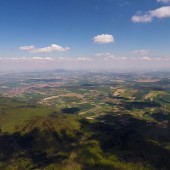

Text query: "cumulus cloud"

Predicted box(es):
[131, 6, 170, 23]
[93, 34, 114, 44]
[19, 45, 35, 51]
[19, 44, 70, 53]
[157, 0, 170, 4]
[131, 14, 153, 23]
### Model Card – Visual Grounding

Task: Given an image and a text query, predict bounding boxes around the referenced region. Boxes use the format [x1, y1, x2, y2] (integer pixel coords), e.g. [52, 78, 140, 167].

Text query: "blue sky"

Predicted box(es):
[0, 0, 170, 71]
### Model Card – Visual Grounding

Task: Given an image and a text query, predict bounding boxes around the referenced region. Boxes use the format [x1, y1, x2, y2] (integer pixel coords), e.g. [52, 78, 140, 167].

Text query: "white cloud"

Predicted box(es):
[131, 6, 170, 23]
[133, 50, 150, 56]
[151, 6, 170, 18]
[19, 45, 35, 51]
[77, 57, 91, 61]
[95, 53, 115, 60]
[93, 34, 114, 44]
[131, 14, 152, 23]
[32, 57, 43, 60]
[140, 56, 152, 61]
[95, 53, 128, 61]
[32, 57, 53, 60]
[19, 44, 70, 53]
[32, 44, 70, 53]
[95, 53, 112, 57]
[157, 0, 170, 4]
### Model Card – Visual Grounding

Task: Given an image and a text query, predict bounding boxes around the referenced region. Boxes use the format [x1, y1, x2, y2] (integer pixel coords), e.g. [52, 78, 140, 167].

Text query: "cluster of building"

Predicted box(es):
[3, 82, 64, 97]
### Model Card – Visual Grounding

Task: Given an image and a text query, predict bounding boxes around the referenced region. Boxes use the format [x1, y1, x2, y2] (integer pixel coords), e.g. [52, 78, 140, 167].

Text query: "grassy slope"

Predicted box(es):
[0, 97, 52, 132]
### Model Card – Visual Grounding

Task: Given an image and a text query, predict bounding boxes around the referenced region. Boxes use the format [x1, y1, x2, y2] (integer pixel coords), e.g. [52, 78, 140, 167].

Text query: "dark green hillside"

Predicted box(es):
[0, 111, 170, 170]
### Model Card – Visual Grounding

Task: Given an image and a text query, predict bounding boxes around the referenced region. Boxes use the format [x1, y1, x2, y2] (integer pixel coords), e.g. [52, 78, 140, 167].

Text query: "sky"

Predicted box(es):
[0, 0, 170, 72]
